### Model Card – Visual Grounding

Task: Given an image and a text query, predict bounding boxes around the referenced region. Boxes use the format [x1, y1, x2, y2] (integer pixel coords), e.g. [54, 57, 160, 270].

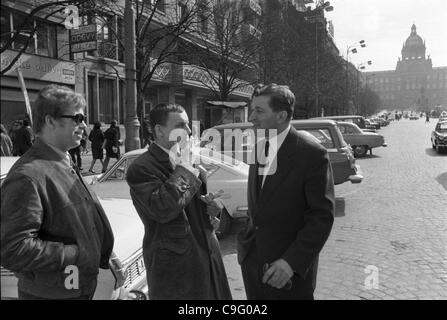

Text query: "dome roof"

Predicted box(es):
[404, 24, 424, 48]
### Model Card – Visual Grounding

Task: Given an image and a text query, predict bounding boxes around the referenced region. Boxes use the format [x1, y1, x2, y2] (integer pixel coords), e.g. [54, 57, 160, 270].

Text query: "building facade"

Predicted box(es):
[364, 24, 447, 111]
[1, 0, 259, 135]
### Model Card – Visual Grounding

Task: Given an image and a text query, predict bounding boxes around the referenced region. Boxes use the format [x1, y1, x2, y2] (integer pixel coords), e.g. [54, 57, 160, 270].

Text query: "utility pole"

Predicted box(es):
[124, 0, 140, 152]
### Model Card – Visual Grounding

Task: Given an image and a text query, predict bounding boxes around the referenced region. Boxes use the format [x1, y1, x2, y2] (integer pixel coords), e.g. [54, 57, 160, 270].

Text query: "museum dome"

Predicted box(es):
[404, 24, 424, 48]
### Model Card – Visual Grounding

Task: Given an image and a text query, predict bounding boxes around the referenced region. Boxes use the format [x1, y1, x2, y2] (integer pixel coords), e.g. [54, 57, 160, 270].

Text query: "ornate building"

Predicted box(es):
[364, 24, 447, 111]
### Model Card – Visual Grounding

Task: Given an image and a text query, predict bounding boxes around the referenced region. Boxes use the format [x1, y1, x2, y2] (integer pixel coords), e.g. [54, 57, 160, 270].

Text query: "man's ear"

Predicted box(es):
[45, 115, 56, 129]
[276, 110, 288, 124]
[154, 124, 163, 139]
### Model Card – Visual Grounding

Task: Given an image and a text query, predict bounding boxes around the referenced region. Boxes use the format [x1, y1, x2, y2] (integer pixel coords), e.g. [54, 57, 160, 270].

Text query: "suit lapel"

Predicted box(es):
[255, 128, 298, 210]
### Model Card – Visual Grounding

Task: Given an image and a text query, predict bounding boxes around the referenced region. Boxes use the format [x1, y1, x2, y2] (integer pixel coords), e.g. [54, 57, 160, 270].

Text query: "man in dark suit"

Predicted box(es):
[126, 103, 232, 300]
[237, 83, 335, 300]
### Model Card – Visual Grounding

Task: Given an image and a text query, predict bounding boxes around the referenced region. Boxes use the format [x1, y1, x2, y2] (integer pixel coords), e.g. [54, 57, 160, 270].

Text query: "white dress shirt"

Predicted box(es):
[259, 125, 291, 187]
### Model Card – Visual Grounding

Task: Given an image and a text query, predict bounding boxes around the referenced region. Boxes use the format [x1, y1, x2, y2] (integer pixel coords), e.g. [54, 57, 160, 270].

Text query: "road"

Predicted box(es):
[220, 118, 447, 300]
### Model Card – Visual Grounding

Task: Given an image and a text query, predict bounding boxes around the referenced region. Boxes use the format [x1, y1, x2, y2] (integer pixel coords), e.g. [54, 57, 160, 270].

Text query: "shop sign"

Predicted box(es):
[1, 49, 76, 85]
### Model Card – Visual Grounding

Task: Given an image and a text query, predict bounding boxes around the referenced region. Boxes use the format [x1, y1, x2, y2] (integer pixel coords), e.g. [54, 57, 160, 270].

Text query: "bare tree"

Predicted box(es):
[0, 0, 96, 75]
[178, 0, 261, 101]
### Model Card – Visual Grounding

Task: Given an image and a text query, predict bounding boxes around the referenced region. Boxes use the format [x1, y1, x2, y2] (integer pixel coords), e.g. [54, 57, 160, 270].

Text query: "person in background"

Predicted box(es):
[69, 144, 82, 171]
[88, 122, 105, 173]
[102, 120, 120, 173]
[80, 128, 89, 155]
[0, 84, 114, 300]
[1, 123, 13, 156]
[14, 119, 34, 156]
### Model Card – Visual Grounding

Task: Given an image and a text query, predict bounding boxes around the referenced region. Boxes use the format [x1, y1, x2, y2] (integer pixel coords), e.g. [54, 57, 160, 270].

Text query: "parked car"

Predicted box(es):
[0, 157, 147, 300]
[337, 122, 388, 157]
[372, 117, 389, 127]
[84, 147, 249, 237]
[312, 115, 367, 129]
[409, 113, 420, 120]
[364, 119, 379, 131]
[210, 119, 363, 186]
[431, 121, 447, 153]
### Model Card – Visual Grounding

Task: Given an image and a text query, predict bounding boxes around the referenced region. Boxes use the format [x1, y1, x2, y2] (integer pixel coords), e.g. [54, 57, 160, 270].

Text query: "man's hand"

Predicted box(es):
[200, 190, 225, 218]
[262, 259, 294, 289]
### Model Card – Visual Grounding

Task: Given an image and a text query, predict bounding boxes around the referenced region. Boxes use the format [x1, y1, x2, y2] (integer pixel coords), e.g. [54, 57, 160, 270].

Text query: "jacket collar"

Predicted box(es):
[32, 138, 71, 164]
[148, 143, 171, 167]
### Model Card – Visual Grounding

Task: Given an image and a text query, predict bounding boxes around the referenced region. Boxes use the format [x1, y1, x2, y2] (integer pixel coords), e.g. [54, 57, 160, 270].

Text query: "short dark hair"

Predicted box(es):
[149, 103, 185, 138]
[251, 83, 295, 120]
[33, 85, 86, 133]
[93, 121, 101, 130]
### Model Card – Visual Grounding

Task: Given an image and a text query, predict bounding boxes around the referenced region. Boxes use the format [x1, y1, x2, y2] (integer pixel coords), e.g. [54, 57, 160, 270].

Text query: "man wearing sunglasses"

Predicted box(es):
[1, 85, 114, 299]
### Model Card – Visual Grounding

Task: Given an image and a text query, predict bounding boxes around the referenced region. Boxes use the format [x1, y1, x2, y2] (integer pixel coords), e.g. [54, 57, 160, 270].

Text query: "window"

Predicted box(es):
[178, 2, 188, 21]
[36, 20, 57, 57]
[99, 77, 117, 123]
[11, 12, 35, 54]
[2, 8, 59, 58]
[1, 10, 11, 48]
[304, 129, 335, 149]
[198, 2, 209, 34]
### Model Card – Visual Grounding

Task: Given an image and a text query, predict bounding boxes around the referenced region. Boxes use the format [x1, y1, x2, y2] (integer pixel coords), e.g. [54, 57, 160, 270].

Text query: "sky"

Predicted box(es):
[325, 0, 447, 71]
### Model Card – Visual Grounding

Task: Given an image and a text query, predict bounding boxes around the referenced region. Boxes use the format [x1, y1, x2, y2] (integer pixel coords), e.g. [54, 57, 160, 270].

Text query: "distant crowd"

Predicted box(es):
[0, 119, 123, 174]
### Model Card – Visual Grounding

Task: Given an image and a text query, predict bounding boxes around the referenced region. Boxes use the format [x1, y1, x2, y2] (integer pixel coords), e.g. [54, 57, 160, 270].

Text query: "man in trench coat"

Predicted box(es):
[126, 103, 232, 300]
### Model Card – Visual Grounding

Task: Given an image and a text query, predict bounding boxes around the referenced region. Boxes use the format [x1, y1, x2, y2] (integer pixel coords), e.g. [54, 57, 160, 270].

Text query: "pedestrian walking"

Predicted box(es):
[1, 123, 13, 156]
[237, 83, 335, 300]
[425, 113, 430, 123]
[0, 84, 114, 300]
[13, 119, 34, 156]
[88, 121, 105, 173]
[80, 128, 89, 155]
[126, 103, 232, 300]
[69, 145, 82, 171]
[102, 120, 120, 173]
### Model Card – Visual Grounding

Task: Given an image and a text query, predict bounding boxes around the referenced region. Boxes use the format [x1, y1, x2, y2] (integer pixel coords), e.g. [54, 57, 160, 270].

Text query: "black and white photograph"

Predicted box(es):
[0, 0, 446, 305]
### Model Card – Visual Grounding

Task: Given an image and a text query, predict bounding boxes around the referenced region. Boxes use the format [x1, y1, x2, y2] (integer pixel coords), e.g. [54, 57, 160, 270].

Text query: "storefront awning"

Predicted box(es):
[207, 101, 247, 109]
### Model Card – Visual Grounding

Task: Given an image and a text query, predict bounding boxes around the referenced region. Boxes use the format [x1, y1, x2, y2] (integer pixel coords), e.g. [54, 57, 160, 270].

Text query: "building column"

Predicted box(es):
[158, 86, 176, 104]
[187, 89, 198, 121]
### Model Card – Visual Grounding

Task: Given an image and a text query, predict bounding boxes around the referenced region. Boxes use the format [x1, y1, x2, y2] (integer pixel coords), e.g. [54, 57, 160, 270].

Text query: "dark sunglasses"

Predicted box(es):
[60, 114, 87, 124]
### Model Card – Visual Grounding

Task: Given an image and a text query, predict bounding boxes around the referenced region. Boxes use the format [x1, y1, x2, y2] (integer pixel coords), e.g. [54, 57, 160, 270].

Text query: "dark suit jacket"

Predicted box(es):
[126, 143, 232, 300]
[237, 126, 335, 299]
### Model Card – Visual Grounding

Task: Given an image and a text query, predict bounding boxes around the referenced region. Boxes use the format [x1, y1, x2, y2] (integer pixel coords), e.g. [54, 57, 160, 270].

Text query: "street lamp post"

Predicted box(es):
[345, 40, 366, 114]
[304, 1, 333, 117]
[124, 0, 140, 151]
[356, 60, 372, 115]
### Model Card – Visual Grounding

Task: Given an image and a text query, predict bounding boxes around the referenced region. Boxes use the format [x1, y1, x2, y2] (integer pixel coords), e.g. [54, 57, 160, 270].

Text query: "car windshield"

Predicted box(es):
[437, 123, 447, 131]
[301, 129, 335, 149]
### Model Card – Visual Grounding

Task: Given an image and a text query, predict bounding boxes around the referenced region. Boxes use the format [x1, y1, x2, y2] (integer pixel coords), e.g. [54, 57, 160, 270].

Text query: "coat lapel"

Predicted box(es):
[255, 127, 298, 211]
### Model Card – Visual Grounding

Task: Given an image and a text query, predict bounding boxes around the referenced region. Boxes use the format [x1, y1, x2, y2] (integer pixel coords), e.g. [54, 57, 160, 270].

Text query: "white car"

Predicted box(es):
[0, 157, 147, 300]
[85, 147, 249, 236]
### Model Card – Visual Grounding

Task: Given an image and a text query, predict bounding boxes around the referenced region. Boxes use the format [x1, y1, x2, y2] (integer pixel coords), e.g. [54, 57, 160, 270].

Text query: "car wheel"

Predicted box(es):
[353, 145, 368, 157]
[216, 208, 232, 239]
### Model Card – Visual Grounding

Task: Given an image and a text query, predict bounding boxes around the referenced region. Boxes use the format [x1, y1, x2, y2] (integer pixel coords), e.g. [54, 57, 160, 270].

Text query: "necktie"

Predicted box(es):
[256, 140, 269, 197]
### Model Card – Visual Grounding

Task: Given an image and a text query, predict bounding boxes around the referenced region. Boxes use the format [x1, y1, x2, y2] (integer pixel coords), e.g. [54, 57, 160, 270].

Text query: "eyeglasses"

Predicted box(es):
[60, 114, 87, 124]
